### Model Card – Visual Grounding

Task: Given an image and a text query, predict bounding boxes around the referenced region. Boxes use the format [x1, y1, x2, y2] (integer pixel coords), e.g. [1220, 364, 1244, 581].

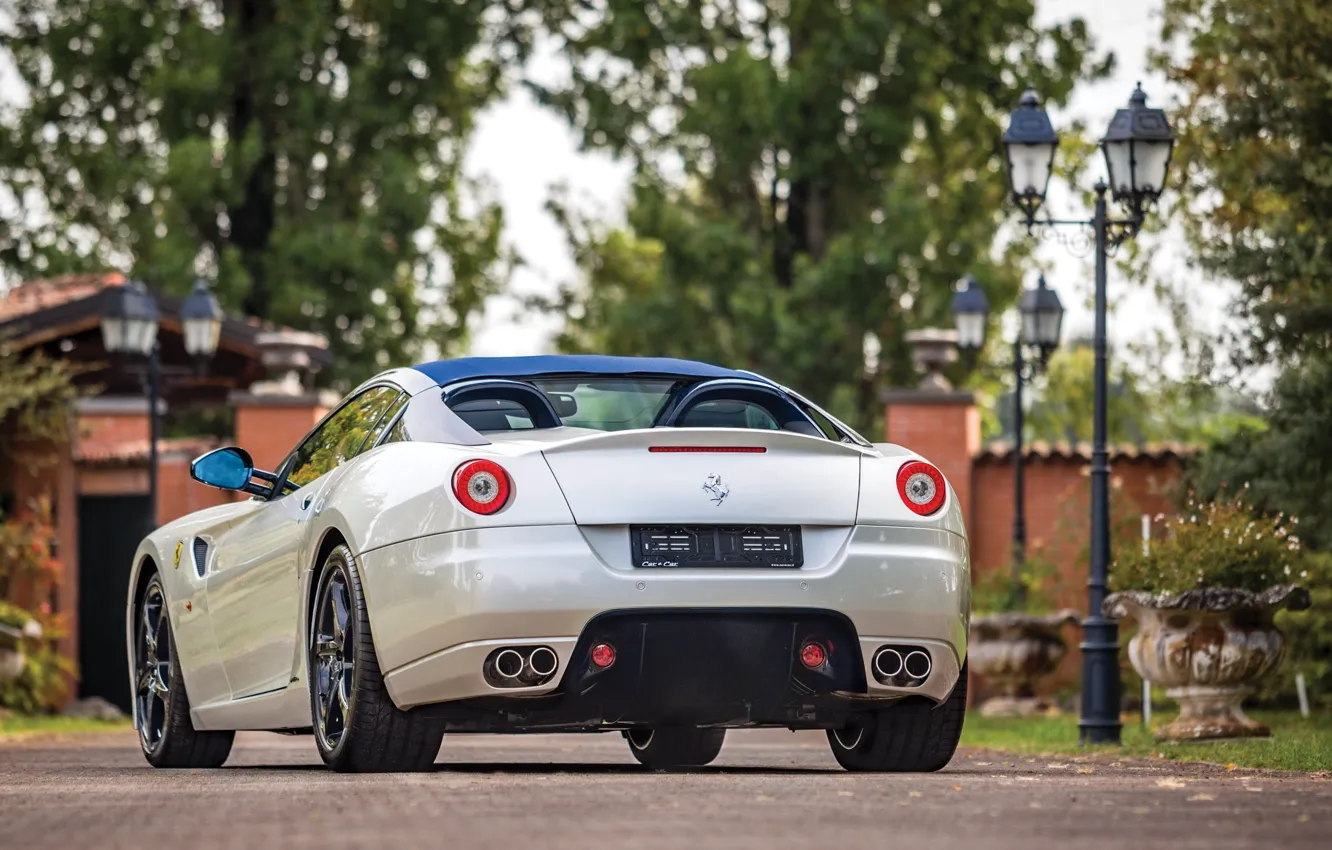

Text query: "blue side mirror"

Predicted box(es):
[190, 447, 255, 491]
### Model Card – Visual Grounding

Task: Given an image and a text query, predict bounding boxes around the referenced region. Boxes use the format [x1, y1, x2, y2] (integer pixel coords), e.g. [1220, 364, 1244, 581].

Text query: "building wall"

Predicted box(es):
[970, 456, 1184, 610]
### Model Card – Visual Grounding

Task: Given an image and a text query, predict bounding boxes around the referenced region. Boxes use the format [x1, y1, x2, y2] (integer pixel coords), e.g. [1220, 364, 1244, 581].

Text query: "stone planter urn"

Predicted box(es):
[0, 619, 41, 684]
[968, 610, 1080, 717]
[1104, 585, 1311, 741]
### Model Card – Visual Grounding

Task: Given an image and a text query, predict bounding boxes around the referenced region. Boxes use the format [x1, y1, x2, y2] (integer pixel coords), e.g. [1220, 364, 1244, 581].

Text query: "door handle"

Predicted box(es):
[301, 494, 315, 511]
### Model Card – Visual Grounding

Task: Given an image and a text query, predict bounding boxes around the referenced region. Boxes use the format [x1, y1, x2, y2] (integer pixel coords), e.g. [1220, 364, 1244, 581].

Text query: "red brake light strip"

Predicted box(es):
[648, 446, 767, 453]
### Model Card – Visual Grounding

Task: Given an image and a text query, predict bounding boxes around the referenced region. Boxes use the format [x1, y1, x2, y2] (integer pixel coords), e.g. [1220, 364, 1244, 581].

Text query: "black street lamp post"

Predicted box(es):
[100, 279, 223, 529]
[1000, 84, 1175, 745]
[952, 274, 1064, 599]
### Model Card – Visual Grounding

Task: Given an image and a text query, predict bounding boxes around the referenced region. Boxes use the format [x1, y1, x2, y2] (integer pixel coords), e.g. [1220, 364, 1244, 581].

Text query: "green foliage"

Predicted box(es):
[0, 599, 32, 631]
[1192, 354, 1332, 551]
[1016, 342, 1262, 445]
[970, 558, 1059, 614]
[1112, 495, 1306, 595]
[1156, 0, 1332, 366]
[528, 0, 1110, 430]
[1255, 555, 1332, 710]
[0, 348, 83, 468]
[1, 0, 529, 385]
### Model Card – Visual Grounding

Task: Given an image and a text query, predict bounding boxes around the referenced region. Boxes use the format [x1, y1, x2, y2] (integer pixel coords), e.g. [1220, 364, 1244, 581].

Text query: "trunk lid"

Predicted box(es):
[539, 428, 866, 525]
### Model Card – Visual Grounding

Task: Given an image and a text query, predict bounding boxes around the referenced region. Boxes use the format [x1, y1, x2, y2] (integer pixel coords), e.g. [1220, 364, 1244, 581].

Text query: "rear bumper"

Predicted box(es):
[356, 524, 970, 713]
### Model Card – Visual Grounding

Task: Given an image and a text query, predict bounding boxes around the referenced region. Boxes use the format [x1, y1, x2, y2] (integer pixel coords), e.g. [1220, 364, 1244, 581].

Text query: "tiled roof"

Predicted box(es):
[75, 436, 220, 466]
[975, 440, 1196, 463]
[0, 272, 126, 322]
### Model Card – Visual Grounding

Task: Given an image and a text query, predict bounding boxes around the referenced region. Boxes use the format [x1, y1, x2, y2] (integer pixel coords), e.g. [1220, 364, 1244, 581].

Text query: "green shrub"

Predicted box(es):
[1111, 493, 1306, 595]
[1256, 554, 1332, 709]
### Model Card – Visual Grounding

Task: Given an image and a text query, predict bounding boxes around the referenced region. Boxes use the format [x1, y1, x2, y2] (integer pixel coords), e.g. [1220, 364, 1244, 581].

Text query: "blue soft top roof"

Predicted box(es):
[412, 355, 772, 387]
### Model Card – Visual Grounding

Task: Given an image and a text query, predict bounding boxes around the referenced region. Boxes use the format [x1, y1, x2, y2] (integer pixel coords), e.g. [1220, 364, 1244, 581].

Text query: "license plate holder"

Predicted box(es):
[629, 525, 803, 569]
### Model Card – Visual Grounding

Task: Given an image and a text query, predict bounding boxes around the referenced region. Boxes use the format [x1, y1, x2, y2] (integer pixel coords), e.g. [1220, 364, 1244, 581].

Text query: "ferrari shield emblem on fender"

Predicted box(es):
[173, 540, 183, 569]
[702, 473, 729, 506]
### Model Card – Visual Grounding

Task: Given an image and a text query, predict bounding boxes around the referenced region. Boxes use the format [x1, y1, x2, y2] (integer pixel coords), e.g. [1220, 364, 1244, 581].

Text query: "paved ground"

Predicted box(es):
[0, 729, 1327, 850]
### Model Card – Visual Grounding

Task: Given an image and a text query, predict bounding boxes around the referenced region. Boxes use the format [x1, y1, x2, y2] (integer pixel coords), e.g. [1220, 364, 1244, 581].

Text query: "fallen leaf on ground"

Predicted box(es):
[1225, 763, 1238, 771]
[1046, 762, 1069, 769]
[951, 785, 962, 791]
[1156, 778, 1187, 789]
[1298, 814, 1310, 823]
[908, 791, 922, 798]
[1076, 767, 1095, 775]
[974, 761, 992, 766]
[1188, 794, 1214, 802]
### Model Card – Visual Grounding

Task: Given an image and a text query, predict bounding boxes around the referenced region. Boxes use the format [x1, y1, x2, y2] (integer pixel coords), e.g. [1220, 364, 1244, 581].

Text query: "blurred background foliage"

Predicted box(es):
[0, 0, 537, 386]
[523, 0, 1111, 433]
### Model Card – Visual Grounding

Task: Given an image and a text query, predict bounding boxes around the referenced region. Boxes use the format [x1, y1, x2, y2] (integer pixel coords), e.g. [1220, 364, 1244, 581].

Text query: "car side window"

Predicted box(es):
[362, 392, 408, 449]
[284, 386, 402, 489]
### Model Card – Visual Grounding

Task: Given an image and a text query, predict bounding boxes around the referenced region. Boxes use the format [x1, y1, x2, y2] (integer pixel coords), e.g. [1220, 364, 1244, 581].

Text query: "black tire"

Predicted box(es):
[134, 572, 234, 769]
[309, 544, 444, 772]
[827, 660, 968, 772]
[625, 727, 726, 769]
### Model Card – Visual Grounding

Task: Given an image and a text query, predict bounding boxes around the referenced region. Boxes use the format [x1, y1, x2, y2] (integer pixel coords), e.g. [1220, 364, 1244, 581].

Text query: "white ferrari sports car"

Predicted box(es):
[127, 355, 970, 772]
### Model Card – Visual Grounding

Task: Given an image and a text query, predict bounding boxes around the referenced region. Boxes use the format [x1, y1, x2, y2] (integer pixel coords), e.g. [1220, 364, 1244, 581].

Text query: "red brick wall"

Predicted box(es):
[234, 400, 330, 473]
[970, 456, 1184, 611]
[77, 412, 149, 456]
[157, 455, 234, 523]
[884, 393, 980, 528]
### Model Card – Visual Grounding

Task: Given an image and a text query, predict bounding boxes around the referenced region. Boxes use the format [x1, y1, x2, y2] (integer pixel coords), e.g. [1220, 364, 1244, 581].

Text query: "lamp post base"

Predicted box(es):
[1078, 614, 1122, 745]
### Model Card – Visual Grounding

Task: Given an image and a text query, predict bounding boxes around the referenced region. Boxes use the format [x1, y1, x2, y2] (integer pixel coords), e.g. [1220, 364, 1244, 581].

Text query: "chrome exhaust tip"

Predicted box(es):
[873, 647, 904, 680]
[493, 648, 525, 679]
[904, 650, 932, 680]
[528, 646, 558, 678]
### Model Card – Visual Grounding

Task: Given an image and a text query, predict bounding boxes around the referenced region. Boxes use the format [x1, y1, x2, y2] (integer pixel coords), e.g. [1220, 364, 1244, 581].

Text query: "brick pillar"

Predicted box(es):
[882, 389, 980, 529]
[231, 390, 338, 473]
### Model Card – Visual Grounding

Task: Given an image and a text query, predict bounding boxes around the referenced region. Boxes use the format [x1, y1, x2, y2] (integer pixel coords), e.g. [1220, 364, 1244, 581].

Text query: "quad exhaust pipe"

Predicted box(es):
[872, 647, 903, 680]
[904, 650, 932, 680]
[485, 645, 560, 688]
[493, 648, 525, 680]
[528, 646, 559, 678]
[871, 645, 932, 687]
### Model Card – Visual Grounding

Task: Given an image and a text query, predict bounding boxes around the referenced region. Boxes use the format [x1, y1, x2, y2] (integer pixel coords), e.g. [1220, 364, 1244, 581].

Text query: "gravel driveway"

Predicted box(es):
[0, 729, 1326, 850]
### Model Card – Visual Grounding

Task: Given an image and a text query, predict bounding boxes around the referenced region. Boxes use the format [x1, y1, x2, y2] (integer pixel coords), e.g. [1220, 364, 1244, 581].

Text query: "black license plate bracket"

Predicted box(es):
[629, 525, 803, 568]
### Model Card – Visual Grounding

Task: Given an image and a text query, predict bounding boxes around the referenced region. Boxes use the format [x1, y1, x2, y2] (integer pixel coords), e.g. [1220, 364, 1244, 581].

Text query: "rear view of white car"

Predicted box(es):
[126, 355, 970, 772]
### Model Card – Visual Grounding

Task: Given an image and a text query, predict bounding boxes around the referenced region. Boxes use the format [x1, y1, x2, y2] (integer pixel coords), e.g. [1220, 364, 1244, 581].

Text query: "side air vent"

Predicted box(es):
[192, 537, 209, 578]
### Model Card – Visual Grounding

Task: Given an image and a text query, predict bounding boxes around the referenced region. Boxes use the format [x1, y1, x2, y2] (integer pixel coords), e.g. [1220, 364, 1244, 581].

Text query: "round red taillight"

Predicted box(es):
[452, 459, 511, 515]
[800, 642, 827, 669]
[896, 460, 946, 516]
[590, 643, 616, 669]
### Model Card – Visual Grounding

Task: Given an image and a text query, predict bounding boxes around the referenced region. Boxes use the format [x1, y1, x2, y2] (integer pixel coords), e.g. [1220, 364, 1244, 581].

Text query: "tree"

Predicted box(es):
[1191, 356, 1332, 550]
[1158, 0, 1332, 366]
[1, 0, 530, 384]
[1013, 341, 1261, 446]
[527, 0, 1110, 432]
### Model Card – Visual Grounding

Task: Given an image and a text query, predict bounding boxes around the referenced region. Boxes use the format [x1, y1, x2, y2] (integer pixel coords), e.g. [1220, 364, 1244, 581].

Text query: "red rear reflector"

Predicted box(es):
[648, 446, 767, 453]
[896, 460, 946, 516]
[590, 643, 616, 669]
[800, 642, 827, 669]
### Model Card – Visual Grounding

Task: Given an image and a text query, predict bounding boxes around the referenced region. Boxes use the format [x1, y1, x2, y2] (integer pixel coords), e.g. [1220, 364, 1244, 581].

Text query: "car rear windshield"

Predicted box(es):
[528, 377, 681, 431]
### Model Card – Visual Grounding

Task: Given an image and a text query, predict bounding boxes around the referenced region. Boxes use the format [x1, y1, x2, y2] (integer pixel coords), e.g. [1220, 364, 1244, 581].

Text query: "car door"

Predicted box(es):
[206, 385, 405, 699]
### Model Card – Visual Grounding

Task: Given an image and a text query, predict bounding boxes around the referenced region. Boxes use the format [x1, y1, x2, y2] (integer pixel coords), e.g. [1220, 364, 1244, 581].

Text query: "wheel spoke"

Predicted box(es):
[135, 666, 153, 697]
[315, 635, 340, 658]
[332, 581, 350, 638]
